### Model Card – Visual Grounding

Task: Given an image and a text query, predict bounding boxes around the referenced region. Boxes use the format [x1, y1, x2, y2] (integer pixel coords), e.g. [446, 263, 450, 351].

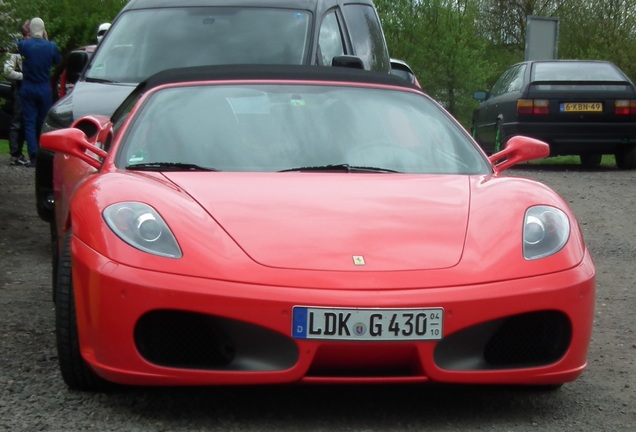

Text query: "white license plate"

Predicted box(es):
[560, 102, 603, 112]
[292, 307, 443, 341]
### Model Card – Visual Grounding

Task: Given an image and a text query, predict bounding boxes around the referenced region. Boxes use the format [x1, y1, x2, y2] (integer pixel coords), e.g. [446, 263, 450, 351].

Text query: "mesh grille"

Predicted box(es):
[484, 311, 571, 366]
[135, 310, 235, 369]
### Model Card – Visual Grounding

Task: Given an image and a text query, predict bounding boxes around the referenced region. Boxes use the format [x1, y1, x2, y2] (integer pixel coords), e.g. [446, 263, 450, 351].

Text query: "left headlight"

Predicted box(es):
[103, 202, 182, 258]
[523, 206, 570, 260]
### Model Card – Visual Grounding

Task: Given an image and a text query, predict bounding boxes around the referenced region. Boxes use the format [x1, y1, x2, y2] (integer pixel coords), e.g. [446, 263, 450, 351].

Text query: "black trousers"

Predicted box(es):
[8, 82, 25, 158]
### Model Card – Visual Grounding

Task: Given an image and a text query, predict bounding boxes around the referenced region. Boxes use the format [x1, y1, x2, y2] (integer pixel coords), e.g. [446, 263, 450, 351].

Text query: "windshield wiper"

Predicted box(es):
[279, 164, 399, 173]
[126, 162, 217, 172]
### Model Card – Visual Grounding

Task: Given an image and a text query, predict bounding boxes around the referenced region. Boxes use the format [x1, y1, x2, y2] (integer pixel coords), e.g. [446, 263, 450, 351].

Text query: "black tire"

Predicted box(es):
[35, 148, 55, 222]
[51, 221, 58, 303]
[580, 154, 602, 168]
[615, 146, 636, 170]
[55, 232, 112, 391]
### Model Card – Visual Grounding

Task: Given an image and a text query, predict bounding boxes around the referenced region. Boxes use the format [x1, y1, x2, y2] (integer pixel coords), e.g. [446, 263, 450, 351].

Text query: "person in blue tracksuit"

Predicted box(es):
[3, 21, 31, 166]
[18, 17, 62, 167]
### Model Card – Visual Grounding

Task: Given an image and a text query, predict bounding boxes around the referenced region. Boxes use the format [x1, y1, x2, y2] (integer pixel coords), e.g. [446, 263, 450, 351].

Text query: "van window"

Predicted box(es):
[342, 4, 390, 72]
[318, 11, 345, 66]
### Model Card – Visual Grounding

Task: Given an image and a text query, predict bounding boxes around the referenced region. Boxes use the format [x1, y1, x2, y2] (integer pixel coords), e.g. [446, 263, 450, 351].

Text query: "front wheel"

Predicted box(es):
[51, 221, 58, 303]
[35, 148, 55, 222]
[55, 232, 112, 391]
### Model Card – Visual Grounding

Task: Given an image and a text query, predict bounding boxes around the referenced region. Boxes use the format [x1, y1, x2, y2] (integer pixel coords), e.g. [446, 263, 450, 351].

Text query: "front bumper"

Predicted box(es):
[71, 239, 595, 387]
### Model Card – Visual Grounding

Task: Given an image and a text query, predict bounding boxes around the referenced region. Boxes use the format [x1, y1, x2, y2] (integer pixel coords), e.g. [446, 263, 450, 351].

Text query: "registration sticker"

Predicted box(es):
[560, 102, 602, 112]
[292, 307, 443, 341]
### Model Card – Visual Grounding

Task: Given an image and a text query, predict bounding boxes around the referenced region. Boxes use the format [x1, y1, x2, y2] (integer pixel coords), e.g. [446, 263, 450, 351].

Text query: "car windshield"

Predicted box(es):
[85, 7, 311, 83]
[118, 83, 490, 175]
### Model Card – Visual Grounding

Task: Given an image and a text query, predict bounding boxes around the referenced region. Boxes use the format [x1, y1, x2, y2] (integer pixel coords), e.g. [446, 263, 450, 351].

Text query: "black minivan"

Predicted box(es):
[36, 0, 395, 224]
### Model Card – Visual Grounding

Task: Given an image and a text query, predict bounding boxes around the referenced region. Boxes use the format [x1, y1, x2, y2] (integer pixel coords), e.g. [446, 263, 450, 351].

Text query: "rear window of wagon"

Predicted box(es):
[532, 62, 626, 82]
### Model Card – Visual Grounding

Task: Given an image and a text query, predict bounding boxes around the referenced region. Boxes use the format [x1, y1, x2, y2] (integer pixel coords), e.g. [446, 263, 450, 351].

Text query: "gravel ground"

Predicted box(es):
[1, 153, 634, 431]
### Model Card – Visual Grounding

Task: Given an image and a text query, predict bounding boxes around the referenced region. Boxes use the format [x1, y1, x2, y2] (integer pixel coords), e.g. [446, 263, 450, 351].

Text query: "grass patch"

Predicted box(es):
[0, 139, 8, 155]
[529, 154, 615, 167]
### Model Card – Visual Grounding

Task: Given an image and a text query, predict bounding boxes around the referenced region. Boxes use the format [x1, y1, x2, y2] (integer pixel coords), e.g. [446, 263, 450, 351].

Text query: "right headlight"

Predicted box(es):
[523, 206, 570, 260]
[103, 202, 182, 258]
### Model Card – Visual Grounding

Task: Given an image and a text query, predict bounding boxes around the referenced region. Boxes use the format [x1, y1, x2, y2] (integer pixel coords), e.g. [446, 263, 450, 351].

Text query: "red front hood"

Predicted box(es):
[165, 173, 470, 271]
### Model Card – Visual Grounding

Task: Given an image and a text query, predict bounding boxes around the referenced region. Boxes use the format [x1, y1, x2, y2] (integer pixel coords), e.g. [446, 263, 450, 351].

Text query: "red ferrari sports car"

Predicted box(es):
[41, 65, 595, 392]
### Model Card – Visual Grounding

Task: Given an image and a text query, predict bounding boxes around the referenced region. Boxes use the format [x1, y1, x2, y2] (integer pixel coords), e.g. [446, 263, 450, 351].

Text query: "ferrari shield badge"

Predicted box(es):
[353, 256, 365, 266]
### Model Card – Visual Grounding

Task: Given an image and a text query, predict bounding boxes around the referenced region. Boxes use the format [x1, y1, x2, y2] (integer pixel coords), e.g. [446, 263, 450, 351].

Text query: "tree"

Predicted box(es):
[376, 0, 636, 129]
[1, 0, 126, 55]
[376, 0, 490, 126]
[558, 0, 636, 79]
[0, 0, 19, 52]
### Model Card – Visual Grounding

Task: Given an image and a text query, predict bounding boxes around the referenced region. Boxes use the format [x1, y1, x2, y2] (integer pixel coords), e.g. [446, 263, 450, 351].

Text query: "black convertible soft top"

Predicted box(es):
[140, 64, 417, 92]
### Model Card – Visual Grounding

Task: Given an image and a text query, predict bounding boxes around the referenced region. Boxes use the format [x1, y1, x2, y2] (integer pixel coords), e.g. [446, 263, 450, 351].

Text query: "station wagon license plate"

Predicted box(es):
[561, 102, 602, 112]
[292, 306, 443, 341]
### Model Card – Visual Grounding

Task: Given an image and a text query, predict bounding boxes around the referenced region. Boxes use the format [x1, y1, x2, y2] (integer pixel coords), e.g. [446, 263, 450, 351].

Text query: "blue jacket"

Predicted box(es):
[18, 38, 62, 85]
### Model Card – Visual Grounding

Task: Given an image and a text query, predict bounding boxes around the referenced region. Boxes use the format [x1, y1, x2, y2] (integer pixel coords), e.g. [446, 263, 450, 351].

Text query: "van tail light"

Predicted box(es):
[517, 99, 549, 115]
[614, 100, 636, 115]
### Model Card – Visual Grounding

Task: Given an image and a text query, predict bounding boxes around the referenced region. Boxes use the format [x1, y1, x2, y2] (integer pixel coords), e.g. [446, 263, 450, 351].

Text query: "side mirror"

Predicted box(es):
[332, 55, 365, 70]
[472, 91, 488, 101]
[65, 50, 90, 84]
[489, 136, 550, 173]
[390, 58, 420, 87]
[40, 116, 110, 169]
